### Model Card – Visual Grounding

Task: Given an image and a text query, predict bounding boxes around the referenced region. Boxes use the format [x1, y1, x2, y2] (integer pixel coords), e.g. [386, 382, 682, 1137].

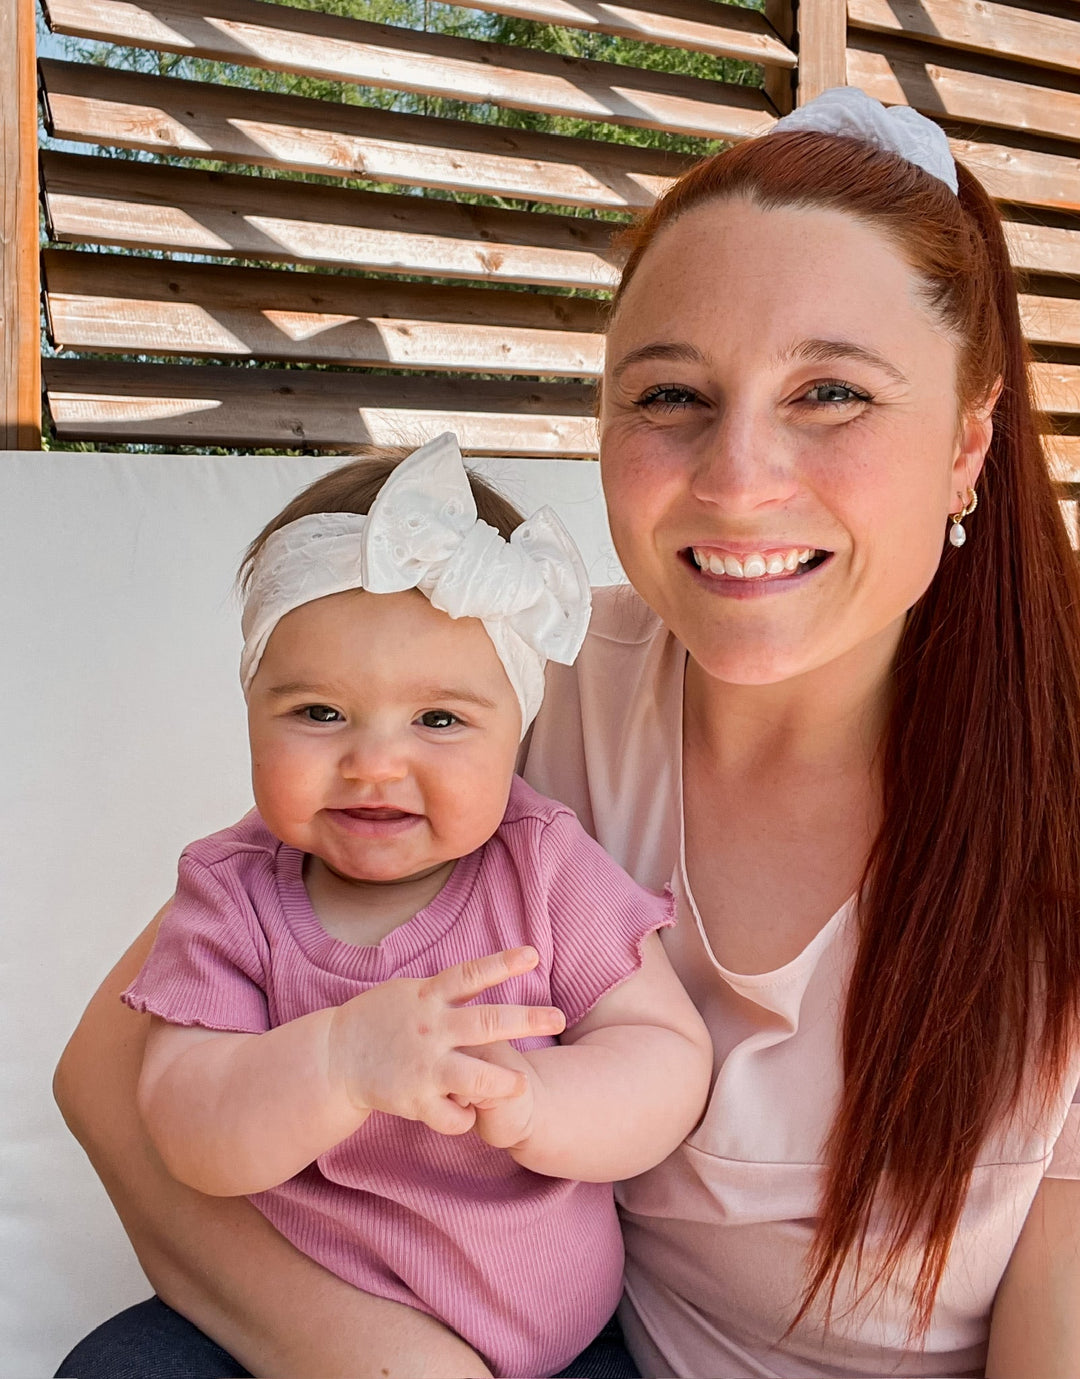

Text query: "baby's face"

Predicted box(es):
[246, 588, 521, 885]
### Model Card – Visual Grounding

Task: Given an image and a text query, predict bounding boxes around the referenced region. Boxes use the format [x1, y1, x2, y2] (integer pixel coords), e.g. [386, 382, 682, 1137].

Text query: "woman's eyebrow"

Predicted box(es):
[610, 341, 707, 382]
[781, 337, 909, 386]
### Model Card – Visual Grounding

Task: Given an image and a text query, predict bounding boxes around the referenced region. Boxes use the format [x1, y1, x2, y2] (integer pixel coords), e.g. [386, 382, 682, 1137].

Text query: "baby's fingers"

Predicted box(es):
[450, 1001, 565, 1048]
[425, 948, 540, 1006]
[444, 1051, 528, 1106]
[423, 1096, 478, 1138]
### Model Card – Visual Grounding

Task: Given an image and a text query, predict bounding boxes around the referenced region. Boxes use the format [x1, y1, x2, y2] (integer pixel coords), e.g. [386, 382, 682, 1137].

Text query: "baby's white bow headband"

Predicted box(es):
[240, 433, 592, 736]
[771, 86, 958, 194]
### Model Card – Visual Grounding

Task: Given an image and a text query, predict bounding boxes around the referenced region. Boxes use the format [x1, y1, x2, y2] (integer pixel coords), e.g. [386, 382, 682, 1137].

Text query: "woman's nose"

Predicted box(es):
[689, 408, 798, 514]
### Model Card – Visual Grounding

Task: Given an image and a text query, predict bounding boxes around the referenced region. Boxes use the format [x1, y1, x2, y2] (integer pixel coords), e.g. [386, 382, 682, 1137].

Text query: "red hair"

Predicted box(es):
[613, 132, 1080, 1332]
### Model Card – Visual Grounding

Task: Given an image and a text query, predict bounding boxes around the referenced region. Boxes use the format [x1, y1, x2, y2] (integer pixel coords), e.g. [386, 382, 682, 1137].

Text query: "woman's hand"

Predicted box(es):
[328, 947, 563, 1137]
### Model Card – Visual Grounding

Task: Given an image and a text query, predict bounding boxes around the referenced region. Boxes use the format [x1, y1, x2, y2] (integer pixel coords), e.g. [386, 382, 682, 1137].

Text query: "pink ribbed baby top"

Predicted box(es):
[123, 774, 674, 1379]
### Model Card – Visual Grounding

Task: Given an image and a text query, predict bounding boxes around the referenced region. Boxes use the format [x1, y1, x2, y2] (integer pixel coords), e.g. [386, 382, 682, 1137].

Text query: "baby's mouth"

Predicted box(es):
[337, 807, 416, 821]
[688, 545, 831, 581]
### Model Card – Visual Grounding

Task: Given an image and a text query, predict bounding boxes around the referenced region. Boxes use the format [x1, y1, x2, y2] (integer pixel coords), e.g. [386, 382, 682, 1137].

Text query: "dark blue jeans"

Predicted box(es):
[55, 1296, 641, 1379]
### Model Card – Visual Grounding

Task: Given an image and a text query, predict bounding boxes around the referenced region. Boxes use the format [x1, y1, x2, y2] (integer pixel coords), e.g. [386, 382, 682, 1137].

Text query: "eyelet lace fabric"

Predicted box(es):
[771, 86, 958, 194]
[239, 432, 592, 734]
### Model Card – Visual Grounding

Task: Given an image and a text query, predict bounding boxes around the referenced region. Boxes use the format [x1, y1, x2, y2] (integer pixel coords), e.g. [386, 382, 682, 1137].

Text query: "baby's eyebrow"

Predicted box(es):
[412, 686, 499, 710]
[265, 681, 337, 698]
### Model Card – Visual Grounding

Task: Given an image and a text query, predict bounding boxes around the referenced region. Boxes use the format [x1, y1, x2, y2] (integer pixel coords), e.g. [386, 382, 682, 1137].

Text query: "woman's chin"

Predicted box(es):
[688, 637, 833, 688]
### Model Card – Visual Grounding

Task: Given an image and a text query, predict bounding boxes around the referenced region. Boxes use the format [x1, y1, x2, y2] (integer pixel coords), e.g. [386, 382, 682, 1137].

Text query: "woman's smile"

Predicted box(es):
[686, 544, 831, 592]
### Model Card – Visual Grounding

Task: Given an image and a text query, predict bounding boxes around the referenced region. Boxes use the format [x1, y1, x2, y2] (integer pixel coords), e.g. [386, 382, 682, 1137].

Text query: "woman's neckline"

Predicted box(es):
[675, 646, 855, 985]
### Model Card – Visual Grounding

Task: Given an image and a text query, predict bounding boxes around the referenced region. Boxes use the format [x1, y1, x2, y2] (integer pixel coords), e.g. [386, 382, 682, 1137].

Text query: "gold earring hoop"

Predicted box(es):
[948, 487, 978, 548]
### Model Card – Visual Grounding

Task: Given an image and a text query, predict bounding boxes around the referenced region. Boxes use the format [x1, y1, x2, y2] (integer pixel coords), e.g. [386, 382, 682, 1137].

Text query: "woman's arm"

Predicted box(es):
[472, 932, 713, 1181]
[52, 913, 495, 1379]
[985, 1176, 1080, 1379]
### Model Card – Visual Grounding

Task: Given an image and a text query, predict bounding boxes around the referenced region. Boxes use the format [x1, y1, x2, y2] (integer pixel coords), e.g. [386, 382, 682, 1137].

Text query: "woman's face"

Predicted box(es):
[600, 197, 994, 685]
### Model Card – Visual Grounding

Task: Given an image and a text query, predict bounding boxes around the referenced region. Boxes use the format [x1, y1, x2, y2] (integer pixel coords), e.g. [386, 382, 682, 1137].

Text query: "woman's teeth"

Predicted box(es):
[690, 547, 818, 579]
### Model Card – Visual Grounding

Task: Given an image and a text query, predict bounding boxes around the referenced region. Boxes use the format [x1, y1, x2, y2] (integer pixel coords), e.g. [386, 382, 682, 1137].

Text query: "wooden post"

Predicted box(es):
[0, 0, 41, 449]
[764, 0, 796, 115]
[796, 0, 848, 106]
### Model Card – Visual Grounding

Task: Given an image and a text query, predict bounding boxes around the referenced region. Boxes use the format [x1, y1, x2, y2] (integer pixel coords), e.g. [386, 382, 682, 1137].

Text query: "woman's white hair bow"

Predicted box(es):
[240, 433, 592, 735]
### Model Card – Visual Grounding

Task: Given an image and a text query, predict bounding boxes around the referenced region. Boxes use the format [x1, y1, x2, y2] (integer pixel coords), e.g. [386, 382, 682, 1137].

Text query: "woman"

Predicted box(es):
[54, 88, 1080, 1378]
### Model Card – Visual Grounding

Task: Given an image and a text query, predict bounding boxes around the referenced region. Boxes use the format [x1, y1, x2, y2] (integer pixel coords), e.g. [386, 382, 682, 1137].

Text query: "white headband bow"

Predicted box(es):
[771, 86, 958, 194]
[240, 433, 592, 736]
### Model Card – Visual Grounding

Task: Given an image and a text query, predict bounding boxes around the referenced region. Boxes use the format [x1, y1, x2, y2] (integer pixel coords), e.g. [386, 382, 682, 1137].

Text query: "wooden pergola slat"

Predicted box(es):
[42, 0, 778, 139]
[1044, 433, 1080, 486]
[1003, 222, 1080, 281]
[42, 359, 600, 454]
[1020, 295, 1080, 350]
[1031, 361, 1080, 419]
[39, 60, 690, 212]
[40, 152, 624, 289]
[42, 250, 606, 375]
[848, 35, 1080, 146]
[41, 149, 1080, 287]
[43, 354, 1079, 465]
[42, 57, 1080, 224]
[431, 0, 795, 66]
[0, 0, 40, 448]
[848, 0, 1080, 79]
[44, 247, 1080, 380]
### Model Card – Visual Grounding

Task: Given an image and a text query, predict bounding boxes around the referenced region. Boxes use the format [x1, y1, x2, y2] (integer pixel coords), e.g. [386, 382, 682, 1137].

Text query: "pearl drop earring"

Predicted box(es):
[949, 488, 978, 547]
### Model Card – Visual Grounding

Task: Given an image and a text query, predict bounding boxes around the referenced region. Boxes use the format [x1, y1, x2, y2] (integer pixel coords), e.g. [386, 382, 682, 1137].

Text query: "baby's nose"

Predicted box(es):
[338, 734, 408, 782]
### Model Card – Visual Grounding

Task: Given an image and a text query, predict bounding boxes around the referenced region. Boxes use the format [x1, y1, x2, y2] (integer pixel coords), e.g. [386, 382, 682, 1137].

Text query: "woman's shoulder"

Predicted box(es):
[585, 582, 666, 649]
[522, 584, 683, 888]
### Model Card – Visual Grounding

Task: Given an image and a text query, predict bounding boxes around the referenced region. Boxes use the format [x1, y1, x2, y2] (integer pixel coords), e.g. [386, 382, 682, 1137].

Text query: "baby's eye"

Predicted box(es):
[635, 384, 702, 413]
[418, 709, 459, 730]
[801, 381, 871, 406]
[301, 705, 342, 723]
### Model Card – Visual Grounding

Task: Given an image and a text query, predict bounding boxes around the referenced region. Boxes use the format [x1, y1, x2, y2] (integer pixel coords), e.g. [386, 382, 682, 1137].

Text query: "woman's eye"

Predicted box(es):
[301, 705, 342, 723]
[418, 709, 459, 730]
[802, 381, 871, 406]
[635, 384, 701, 413]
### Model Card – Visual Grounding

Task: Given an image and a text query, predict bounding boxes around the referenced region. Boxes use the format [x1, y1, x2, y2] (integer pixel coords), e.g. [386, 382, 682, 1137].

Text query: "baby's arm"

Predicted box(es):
[138, 947, 564, 1196]
[472, 932, 713, 1181]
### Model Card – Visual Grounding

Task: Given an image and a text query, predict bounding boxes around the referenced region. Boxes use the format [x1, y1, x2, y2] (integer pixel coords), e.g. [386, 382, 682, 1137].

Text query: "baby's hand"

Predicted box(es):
[457, 1041, 537, 1150]
[327, 948, 563, 1138]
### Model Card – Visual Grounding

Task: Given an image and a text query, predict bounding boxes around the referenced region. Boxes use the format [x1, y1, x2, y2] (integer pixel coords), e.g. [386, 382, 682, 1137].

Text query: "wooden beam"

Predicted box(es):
[1019, 295, 1080, 350]
[39, 60, 691, 212]
[42, 0, 777, 139]
[42, 250, 607, 375]
[0, 0, 40, 449]
[40, 152, 623, 289]
[432, 0, 795, 66]
[1003, 222, 1080, 281]
[48, 62, 1080, 230]
[952, 135, 1080, 218]
[1044, 433, 1080, 486]
[43, 360, 600, 455]
[848, 0, 1080, 79]
[796, 0, 848, 105]
[1031, 361, 1080, 418]
[763, 0, 796, 115]
[848, 35, 1080, 146]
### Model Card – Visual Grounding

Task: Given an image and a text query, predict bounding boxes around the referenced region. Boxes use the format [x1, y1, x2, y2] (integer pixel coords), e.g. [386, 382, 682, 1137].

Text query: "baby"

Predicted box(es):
[124, 434, 712, 1379]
